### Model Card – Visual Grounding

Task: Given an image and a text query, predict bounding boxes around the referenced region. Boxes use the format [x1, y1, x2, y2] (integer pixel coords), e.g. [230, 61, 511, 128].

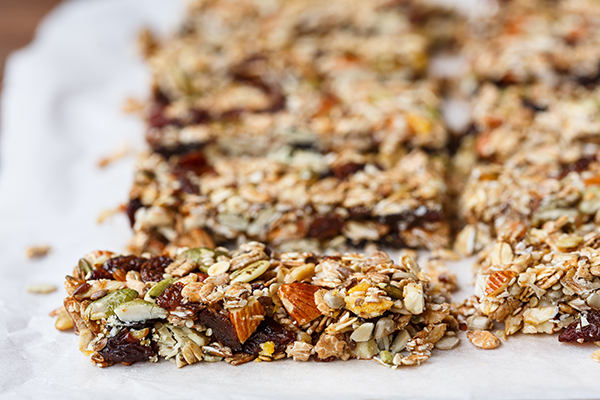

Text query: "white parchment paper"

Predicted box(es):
[1, 1, 599, 398]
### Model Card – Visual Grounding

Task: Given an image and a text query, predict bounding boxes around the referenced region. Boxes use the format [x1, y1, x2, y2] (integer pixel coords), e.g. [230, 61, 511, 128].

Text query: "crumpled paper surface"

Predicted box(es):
[0, 0, 599, 398]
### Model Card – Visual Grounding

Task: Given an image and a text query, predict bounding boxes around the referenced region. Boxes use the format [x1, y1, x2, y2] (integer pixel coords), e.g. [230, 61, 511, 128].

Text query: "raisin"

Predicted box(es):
[189, 108, 211, 125]
[155, 282, 185, 312]
[140, 256, 173, 282]
[148, 103, 180, 129]
[308, 215, 344, 240]
[521, 98, 548, 112]
[331, 162, 365, 180]
[198, 308, 242, 351]
[559, 155, 596, 179]
[174, 150, 212, 176]
[90, 269, 114, 280]
[242, 317, 295, 356]
[152, 143, 204, 160]
[103, 256, 146, 274]
[313, 354, 336, 362]
[559, 310, 600, 343]
[349, 206, 371, 220]
[98, 328, 156, 364]
[125, 199, 143, 228]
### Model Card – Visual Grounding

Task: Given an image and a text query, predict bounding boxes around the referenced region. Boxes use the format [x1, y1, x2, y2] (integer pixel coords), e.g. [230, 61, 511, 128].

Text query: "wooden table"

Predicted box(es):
[0, 0, 63, 86]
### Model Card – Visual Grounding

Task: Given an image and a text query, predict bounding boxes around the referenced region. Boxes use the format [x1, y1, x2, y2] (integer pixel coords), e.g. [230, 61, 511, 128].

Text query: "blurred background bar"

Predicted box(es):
[0, 0, 62, 85]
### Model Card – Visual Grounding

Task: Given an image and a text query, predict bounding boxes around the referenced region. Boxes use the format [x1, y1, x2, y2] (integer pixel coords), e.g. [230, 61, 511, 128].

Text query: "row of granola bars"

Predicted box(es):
[60, 0, 600, 367]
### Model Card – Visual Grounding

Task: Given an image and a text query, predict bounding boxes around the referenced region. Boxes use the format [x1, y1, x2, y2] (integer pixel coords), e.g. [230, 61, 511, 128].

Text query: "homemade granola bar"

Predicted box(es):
[143, 0, 449, 158]
[454, 81, 600, 255]
[62, 244, 458, 368]
[473, 218, 600, 336]
[462, 0, 600, 87]
[127, 145, 450, 255]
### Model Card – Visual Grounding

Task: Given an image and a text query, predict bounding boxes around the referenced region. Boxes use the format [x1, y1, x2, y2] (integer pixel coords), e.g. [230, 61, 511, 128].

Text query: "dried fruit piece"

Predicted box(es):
[198, 308, 242, 351]
[98, 328, 156, 364]
[467, 330, 500, 349]
[559, 311, 600, 343]
[231, 260, 270, 283]
[278, 283, 322, 324]
[242, 318, 295, 356]
[229, 298, 266, 343]
[485, 271, 516, 296]
[140, 256, 173, 282]
[345, 282, 393, 318]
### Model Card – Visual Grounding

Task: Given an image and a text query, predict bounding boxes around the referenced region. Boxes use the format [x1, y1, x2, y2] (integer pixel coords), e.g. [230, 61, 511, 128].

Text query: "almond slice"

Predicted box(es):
[278, 283, 322, 324]
[229, 298, 265, 343]
[485, 271, 516, 296]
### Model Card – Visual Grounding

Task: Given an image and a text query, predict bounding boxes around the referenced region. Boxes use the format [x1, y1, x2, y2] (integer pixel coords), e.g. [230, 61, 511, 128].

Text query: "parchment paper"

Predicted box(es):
[1, 1, 599, 398]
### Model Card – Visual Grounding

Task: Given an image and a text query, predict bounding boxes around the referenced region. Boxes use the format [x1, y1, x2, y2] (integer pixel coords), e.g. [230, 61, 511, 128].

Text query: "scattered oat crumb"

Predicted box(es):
[97, 143, 131, 168]
[495, 330, 507, 341]
[25, 245, 51, 259]
[54, 308, 74, 331]
[592, 350, 600, 363]
[467, 330, 501, 349]
[97, 206, 122, 224]
[26, 283, 57, 294]
[122, 96, 145, 114]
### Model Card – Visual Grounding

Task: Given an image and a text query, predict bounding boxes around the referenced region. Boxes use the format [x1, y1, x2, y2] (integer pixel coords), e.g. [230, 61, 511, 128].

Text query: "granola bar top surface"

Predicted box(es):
[128, 145, 449, 255]
[142, 0, 449, 156]
[472, 217, 600, 337]
[462, 0, 600, 86]
[63, 244, 458, 368]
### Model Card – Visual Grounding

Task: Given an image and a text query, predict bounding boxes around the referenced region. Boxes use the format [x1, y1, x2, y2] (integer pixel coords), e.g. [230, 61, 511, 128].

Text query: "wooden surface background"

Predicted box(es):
[0, 0, 63, 87]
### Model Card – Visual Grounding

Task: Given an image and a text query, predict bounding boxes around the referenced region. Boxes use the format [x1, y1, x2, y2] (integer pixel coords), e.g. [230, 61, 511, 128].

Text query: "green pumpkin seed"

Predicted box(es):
[179, 247, 227, 273]
[114, 299, 168, 322]
[144, 277, 177, 302]
[78, 258, 93, 277]
[85, 288, 138, 321]
[379, 283, 403, 300]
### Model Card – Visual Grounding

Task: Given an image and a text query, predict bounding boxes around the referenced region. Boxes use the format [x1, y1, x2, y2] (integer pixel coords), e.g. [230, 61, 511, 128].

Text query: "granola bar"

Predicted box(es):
[62, 244, 458, 368]
[143, 0, 449, 158]
[454, 82, 600, 255]
[127, 144, 450, 255]
[462, 0, 600, 87]
[473, 218, 600, 336]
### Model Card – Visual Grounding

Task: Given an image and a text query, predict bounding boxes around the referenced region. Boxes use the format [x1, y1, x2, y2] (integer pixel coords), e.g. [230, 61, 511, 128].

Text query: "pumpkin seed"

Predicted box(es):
[114, 299, 168, 322]
[85, 288, 138, 320]
[144, 278, 177, 302]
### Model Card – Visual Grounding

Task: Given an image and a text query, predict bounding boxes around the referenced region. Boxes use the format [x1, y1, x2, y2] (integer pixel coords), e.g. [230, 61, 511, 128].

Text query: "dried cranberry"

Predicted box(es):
[308, 215, 344, 240]
[198, 308, 242, 351]
[332, 162, 365, 180]
[559, 310, 600, 343]
[140, 256, 173, 282]
[125, 199, 143, 228]
[98, 328, 156, 364]
[242, 318, 295, 356]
